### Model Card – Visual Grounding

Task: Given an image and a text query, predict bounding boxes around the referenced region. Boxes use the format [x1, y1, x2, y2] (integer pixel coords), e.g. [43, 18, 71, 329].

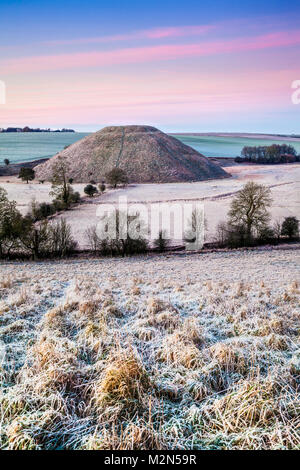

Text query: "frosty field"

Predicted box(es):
[1, 162, 299, 247]
[0, 248, 299, 450]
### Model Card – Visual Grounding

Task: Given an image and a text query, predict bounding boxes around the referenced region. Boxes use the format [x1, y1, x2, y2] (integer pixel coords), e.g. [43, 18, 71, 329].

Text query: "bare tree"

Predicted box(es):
[85, 225, 100, 253]
[273, 219, 282, 243]
[215, 221, 228, 247]
[184, 208, 205, 251]
[228, 181, 272, 243]
[20, 219, 49, 260]
[50, 157, 72, 206]
[49, 218, 77, 257]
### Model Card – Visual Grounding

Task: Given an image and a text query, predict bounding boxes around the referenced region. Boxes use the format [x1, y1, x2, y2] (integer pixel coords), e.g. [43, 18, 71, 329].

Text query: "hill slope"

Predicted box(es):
[35, 125, 230, 183]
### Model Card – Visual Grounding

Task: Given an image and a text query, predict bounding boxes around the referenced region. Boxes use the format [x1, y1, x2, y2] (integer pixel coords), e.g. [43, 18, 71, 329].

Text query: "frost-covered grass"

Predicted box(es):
[0, 249, 299, 450]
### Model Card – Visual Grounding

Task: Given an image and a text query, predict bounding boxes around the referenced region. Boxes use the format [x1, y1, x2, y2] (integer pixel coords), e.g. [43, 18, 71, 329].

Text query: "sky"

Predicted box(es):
[0, 0, 300, 133]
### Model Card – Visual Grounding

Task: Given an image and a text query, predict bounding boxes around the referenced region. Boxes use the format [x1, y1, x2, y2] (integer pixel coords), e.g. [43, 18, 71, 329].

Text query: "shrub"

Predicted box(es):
[85, 211, 148, 257]
[69, 189, 80, 203]
[84, 184, 98, 197]
[52, 187, 80, 210]
[154, 230, 169, 252]
[257, 225, 275, 244]
[124, 237, 148, 256]
[281, 216, 299, 240]
[38, 202, 56, 219]
[52, 199, 67, 212]
[98, 182, 106, 193]
[29, 200, 56, 221]
[226, 223, 248, 248]
[215, 220, 252, 248]
[18, 167, 35, 183]
[105, 168, 128, 188]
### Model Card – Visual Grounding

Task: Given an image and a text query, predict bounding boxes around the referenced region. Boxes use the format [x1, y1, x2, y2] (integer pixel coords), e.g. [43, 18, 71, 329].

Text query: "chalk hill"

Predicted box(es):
[35, 125, 229, 183]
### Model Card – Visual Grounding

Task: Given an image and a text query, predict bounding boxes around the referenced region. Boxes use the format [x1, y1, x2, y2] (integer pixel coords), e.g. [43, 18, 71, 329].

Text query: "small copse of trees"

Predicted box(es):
[0, 187, 76, 259]
[85, 210, 148, 257]
[236, 144, 300, 164]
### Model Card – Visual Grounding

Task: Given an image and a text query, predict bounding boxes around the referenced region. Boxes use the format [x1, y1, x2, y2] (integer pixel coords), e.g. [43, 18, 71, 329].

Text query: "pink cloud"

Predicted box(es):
[2, 30, 300, 74]
[6, 67, 296, 115]
[46, 25, 215, 46]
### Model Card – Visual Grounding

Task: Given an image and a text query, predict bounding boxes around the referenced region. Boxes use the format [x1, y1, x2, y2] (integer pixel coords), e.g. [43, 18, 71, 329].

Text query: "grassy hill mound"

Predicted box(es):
[35, 125, 230, 183]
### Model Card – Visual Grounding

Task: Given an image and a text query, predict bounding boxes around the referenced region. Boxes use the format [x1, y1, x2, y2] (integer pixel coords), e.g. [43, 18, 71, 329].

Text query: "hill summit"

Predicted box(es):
[35, 125, 229, 183]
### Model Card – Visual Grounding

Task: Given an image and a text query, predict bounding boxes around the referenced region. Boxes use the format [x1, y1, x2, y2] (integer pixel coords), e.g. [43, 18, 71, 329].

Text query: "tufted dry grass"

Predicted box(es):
[0, 248, 299, 449]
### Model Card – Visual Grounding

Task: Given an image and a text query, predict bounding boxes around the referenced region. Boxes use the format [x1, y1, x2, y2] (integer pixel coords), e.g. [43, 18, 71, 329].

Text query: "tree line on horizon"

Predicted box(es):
[235, 144, 300, 164]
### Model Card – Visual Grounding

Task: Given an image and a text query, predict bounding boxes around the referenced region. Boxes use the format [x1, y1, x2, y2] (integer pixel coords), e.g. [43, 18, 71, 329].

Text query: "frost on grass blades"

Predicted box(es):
[96, 196, 205, 250]
[0, 80, 5, 104]
[0, 340, 6, 370]
[0, 252, 299, 450]
[291, 80, 300, 105]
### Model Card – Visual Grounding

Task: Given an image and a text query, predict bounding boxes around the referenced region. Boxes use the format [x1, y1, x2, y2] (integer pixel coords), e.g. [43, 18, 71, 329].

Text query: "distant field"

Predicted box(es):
[1, 132, 300, 164]
[0, 132, 89, 164]
[173, 134, 300, 158]
[0, 248, 299, 449]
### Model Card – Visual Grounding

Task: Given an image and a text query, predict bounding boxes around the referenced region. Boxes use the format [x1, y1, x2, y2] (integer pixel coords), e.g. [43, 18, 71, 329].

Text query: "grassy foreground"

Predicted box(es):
[0, 249, 299, 450]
